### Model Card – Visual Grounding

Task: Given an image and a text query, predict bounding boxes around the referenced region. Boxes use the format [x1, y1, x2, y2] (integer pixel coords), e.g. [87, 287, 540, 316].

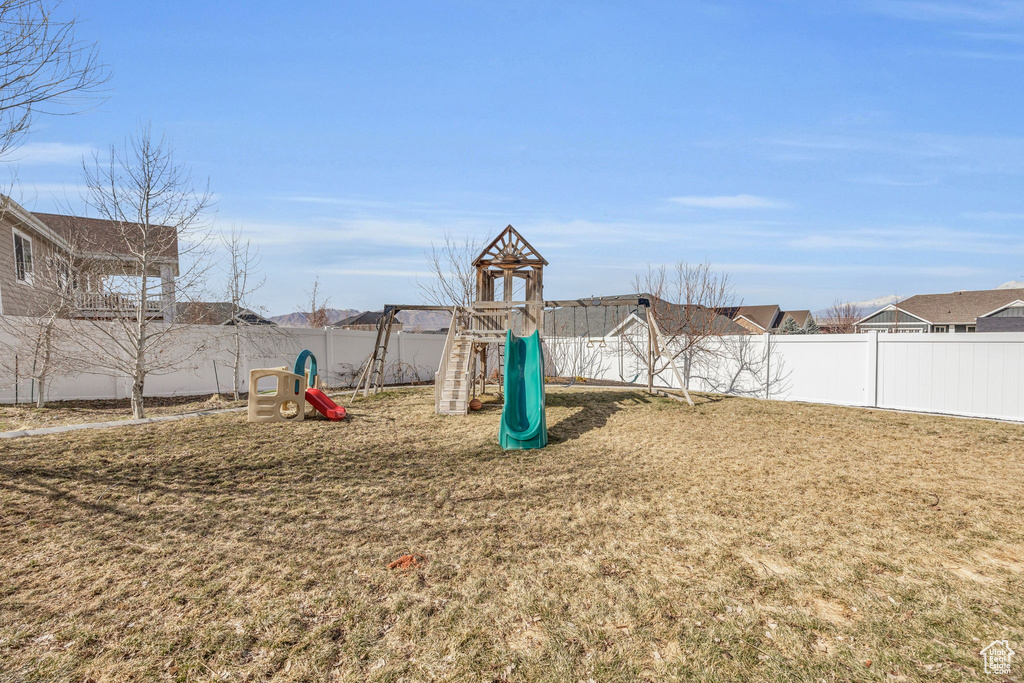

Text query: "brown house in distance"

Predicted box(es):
[717, 305, 817, 334]
[0, 195, 179, 320]
[333, 310, 405, 332]
[855, 288, 1024, 333]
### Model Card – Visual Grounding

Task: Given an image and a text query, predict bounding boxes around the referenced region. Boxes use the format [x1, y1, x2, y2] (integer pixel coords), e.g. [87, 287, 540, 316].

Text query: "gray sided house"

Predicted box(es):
[855, 288, 1024, 333]
[976, 299, 1024, 332]
[544, 294, 748, 339]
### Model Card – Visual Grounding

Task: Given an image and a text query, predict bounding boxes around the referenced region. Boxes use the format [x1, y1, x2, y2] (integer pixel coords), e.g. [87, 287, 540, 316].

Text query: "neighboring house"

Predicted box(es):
[977, 300, 1024, 332]
[778, 309, 812, 330]
[716, 305, 816, 334]
[0, 195, 179, 320]
[175, 301, 276, 326]
[333, 310, 405, 332]
[854, 288, 1024, 333]
[544, 294, 748, 338]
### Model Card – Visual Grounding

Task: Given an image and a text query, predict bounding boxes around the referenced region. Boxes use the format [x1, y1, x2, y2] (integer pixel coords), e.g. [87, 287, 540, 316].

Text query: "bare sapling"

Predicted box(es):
[821, 299, 863, 334]
[631, 261, 736, 390]
[66, 124, 213, 419]
[303, 276, 331, 328]
[222, 224, 265, 400]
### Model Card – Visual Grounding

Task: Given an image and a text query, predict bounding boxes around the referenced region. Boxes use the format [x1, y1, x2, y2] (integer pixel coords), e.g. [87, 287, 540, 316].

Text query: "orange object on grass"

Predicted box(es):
[387, 553, 427, 570]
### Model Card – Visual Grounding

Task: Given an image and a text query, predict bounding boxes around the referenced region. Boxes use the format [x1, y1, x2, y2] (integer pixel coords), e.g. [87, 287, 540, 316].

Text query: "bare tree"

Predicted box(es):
[415, 232, 480, 308]
[689, 333, 790, 399]
[303, 276, 331, 328]
[542, 305, 629, 381]
[221, 224, 265, 399]
[1, 0, 109, 159]
[820, 299, 863, 334]
[0, 312, 72, 407]
[66, 124, 213, 418]
[631, 261, 737, 388]
[0, 258, 79, 406]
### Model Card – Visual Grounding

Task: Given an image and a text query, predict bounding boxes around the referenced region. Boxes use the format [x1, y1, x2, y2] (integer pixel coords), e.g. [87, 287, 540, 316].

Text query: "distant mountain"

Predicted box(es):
[850, 294, 904, 314]
[268, 308, 359, 327]
[267, 308, 452, 331]
[395, 310, 452, 331]
[997, 280, 1024, 290]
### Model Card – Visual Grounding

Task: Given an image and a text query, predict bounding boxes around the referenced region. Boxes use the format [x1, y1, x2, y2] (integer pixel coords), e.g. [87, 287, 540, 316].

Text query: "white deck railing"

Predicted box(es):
[74, 291, 165, 313]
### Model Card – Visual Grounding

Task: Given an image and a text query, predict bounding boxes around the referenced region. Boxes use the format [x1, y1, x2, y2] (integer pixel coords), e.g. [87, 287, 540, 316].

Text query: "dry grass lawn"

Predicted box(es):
[1, 388, 1022, 682]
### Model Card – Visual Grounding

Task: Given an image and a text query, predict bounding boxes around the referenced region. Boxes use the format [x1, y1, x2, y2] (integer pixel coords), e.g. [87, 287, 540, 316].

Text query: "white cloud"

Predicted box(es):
[719, 262, 987, 277]
[7, 142, 95, 166]
[950, 49, 1024, 60]
[225, 217, 443, 249]
[276, 195, 396, 209]
[866, 0, 1024, 23]
[848, 175, 938, 187]
[667, 194, 791, 209]
[957, 30, 1024, 42]
[323, 268, 437, 278]
[785, 226, 1024, 254]
[962, 211, 1024, 220]
[851, 294, 905, 309]
[7, 182, 84, 205]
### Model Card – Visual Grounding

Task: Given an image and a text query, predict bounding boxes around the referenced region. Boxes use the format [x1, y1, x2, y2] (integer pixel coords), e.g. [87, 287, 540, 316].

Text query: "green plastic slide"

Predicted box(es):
[500, 329, 548, 450]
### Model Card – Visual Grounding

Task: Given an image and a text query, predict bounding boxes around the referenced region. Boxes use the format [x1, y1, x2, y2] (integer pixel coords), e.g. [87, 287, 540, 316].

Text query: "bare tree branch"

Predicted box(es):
[415, 233, 480, 308]
[303, 276, 331, 329]
[820, 299, 864, 334]
[0, 0, 109, 159]
[0, 253, 80, 406]
[632, 261, 737, 388]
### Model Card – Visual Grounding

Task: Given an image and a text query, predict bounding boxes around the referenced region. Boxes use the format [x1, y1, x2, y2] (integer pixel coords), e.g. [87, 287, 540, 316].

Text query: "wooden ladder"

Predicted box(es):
[436, 336, 473, 415]
[353, 306, 397, 397]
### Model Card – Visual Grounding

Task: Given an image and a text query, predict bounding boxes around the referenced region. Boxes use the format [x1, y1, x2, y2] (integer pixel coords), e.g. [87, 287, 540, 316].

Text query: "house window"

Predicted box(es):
[933, 325, 947, 333]
[13, 229, 33, 284]
[966, 325, 977, 332]
[46, 256, 74, 293]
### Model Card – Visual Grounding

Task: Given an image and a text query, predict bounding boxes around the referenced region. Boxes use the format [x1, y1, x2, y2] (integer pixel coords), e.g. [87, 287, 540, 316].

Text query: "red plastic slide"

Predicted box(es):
[305, 387, 347, 421]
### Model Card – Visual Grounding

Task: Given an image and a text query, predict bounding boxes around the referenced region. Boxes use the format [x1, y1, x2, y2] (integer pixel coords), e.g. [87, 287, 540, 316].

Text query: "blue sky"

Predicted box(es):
[9, 0, 1024, 314]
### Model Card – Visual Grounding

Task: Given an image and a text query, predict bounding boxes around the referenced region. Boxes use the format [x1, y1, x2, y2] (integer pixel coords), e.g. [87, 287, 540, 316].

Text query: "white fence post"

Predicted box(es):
[865, 330, 879, 408]
[325, 326, 335, 388]
[762, 332, 772, 399]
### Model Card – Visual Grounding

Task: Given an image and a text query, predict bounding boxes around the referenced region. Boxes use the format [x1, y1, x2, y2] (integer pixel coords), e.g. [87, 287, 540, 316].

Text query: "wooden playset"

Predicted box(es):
[248, 225, 689, 444]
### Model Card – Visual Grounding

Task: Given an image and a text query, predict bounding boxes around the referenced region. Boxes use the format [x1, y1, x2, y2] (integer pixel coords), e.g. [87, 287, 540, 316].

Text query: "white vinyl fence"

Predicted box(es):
[0, 319, 447, 404]
[4, 315, 1023, 423]
[557, 331, 1024, 423]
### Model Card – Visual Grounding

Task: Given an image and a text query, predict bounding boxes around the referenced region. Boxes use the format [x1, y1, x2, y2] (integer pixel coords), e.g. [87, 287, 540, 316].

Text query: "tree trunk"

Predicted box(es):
[232, 327, 241, 401]
[131, 377, 145, 419]
[35, 324, 53, 409]
[132, 320, 148, 419]
[683, 343, 693, 391]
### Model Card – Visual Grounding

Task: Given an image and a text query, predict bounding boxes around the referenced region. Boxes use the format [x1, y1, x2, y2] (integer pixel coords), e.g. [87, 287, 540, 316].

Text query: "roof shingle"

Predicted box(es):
[896, 288, 1024, 324]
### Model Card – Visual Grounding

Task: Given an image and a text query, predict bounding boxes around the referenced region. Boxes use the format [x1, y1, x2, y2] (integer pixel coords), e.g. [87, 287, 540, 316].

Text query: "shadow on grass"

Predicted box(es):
[546, 390, 649, 444]
[689, 392, 737, 406]
[0, 389, 672, 560]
